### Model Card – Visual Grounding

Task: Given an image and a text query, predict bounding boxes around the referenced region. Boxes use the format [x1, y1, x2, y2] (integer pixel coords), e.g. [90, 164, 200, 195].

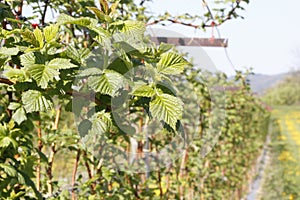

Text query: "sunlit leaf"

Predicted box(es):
[22, 90, 53, 113]
[157, 52, 189, 75]
[150, 93, 183, 129]
[87, 70, 124, 97]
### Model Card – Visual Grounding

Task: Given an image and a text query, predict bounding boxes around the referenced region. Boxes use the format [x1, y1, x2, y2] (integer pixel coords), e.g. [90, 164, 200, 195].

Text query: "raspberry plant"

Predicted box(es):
[0, 0, 269, 199]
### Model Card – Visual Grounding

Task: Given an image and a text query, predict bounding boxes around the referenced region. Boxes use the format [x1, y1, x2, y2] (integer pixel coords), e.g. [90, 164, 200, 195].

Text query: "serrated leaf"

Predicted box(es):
[89, 26, 111, 46]
[78, 119, 92, 138]
[33, 27, 44, 48]
[87, 7, 112, 22]
[64, 45, 91, 64]
[89, 111, 112, 135]
[20, 52, 36, 67]
[21, 29, 39, 47]
[57, 14, 95, 27]
[112, 20, 145, 38]
[20, 52, 45, 67]
[100, 0, 109, 14]
[47, 58, 77, 69]
[132, 84, 155, 97]
[77, 67, 102, 77]
[0, 47, 19, 56]
[157, 52, 189, 75]
[43, 24, 59, 43]
[22, 90, 53, 113]
[0, 55, 9, 67]
[4, 68, 28, 82]
[27, 64, 59, 88]
[0, 163, 17, 177]
[150, 93, 183, 129]
[21, 53, 59, 88]
[158, 43, 173, 54]
[0, 137, 17, 149]
[109, 1, 120, 16]
[12, 108, 27, 125]
[8, 102, 21, 110]
[87, 70, 124, 97]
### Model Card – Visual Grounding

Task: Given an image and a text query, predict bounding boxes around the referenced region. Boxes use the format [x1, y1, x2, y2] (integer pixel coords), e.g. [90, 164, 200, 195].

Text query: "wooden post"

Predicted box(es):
[150, 37, 228, 47]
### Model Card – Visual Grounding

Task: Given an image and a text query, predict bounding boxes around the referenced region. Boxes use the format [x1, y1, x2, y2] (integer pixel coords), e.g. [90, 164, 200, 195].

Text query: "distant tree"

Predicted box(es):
[263, 70, 300, 105]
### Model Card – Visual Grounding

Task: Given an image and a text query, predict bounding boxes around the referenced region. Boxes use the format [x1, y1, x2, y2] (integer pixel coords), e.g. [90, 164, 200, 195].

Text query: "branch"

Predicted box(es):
[17, 0, 23, 16]
[36, 118, 43, 191]
[46, 105, 61, 195]
[0, 77, 14, 85]
[41, 0, 50, 26]
[146, 18, 215, 29]
[147, 1, 244, 29]
[72, 149, 81, 200]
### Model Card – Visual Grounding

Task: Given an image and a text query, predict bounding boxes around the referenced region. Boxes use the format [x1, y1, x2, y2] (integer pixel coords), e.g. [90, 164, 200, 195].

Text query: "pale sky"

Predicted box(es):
[146, 0, 300, 75]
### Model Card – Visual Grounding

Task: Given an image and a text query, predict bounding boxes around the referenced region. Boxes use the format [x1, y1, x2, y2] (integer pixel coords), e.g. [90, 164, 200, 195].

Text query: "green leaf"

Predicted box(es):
[33, 27, 44, 48]
[87, 7, 112, 22]
[0, 163, 17, 177]
[77, 67, 102, 77]
[78, 119, 92, 138]
[20, 52, 36, 67]
[64, 45, 91, 65]
[149, 93, 183, 129]
[57, 14, 96, 27]
[21, 29, 39, 47]
[132, 84, 155, 97]
[100, 0, 109, 14]
[158, 43, 173, 54]
[112, 20, 145, 38]
[12, 108, 27, 125]
[4, 68, 28, 82]
[87, 70, 124, 97]
[8, 102, 21, 110]
[0, 137, 17, 149]
[27, 64, 59, 88]
[22, 90, 53, 113]
[43, 24, 59, 43]
[0, 55, 9, 67]
[89, 111, 112, 135]
[0, 47, 19, 56]
[157, 52, 189, 75]
[21, 53, 62, 88]
[47, 58, 78, 69]
[109, 0, 120, 16]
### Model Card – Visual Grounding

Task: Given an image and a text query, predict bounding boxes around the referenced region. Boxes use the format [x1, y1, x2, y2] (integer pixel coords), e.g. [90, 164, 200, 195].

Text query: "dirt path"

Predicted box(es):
[245, 123, 272, 200]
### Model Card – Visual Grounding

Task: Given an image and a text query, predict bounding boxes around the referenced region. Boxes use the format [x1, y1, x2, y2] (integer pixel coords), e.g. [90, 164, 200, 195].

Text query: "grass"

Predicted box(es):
[260, 106, 300, 200]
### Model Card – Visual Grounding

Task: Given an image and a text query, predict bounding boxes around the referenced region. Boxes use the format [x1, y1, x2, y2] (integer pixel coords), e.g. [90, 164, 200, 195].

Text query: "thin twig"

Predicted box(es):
[0, 77, 16, 85]
[72, 149, 81, 200]
[46, 105, 61, 195]
[179, 149, 188, 200]
[36, 118, 43, 191]
[82, 151, 95, 194]
[17, 0, 23, 16]
[41, 0, 50, 26]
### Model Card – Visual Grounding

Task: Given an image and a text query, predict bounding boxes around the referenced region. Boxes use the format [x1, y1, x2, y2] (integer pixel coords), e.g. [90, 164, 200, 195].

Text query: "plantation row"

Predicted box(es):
[0, 0, 269, 199]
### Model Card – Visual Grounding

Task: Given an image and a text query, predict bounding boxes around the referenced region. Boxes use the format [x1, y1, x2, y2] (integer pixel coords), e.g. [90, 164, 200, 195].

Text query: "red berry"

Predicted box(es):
[31, 23, 39, 29]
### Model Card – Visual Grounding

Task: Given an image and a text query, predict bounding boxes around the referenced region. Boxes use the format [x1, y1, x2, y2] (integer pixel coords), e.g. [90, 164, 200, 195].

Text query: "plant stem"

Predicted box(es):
[41, 0, 49, 26]
[46, 143, 56, 195]
[83, 151, 95, 194]
[46, 105, 61, 195]
[17, 0, 23, 15]
[36, 119, 43, 191]
[0, 77, 15, 85]
[179, 148, 188, 200]
[72, 149, 81, 200]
